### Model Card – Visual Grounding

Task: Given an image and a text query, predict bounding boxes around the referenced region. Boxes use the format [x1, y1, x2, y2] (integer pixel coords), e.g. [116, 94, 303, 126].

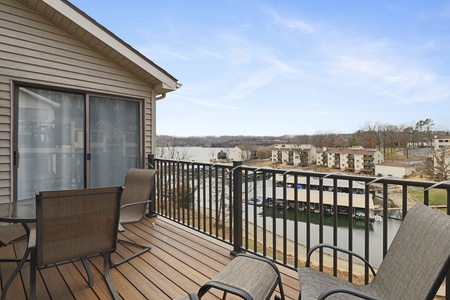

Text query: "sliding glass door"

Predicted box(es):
[89, 96, 140, 187]
[15, 87, 85, 200]
[15, 86, 141, 200]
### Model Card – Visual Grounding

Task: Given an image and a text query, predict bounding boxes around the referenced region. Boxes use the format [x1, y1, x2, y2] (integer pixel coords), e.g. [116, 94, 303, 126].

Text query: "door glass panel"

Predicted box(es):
[89, 96, 140, 187]
[17, 87, 85, 200]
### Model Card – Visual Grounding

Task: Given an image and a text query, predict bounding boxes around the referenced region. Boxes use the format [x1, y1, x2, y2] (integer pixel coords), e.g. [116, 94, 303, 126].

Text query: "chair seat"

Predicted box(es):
[0, 223, 27, 246]
[298, 268, 379, 300]
[198, 254, 284, 300]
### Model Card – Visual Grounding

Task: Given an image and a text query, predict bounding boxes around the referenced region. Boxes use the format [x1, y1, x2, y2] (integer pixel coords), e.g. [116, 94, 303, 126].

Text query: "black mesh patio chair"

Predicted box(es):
[111, 168, 157, 267]
[298, 203, 450, 300]
[28, 186, 123, 300]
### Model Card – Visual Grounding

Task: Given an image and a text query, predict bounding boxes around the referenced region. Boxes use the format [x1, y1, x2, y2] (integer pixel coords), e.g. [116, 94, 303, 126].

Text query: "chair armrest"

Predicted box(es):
[319, 286, 382, 300]
[121, 200, 152, 209]
[28, 227, 36, 249]
[306, 244, 377, 277]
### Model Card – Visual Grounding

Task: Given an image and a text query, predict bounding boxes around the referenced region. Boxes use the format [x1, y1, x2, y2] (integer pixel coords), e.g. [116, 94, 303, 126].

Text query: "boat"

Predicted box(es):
[248, 196, 269, 206]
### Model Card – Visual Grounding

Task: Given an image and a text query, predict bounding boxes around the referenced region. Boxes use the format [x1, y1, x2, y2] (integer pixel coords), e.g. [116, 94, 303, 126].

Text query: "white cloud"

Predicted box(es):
[263, 7, 315, 34]
[198, 49, 225, 60]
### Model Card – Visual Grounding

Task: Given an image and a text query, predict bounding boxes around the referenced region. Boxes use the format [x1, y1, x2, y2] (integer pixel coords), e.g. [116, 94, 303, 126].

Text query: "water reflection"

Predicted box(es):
[245, 206, 402, 267]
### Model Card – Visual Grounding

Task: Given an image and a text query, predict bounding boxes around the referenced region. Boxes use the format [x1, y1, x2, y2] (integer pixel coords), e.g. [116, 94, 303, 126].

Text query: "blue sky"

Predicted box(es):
[70, 0, 450, 136]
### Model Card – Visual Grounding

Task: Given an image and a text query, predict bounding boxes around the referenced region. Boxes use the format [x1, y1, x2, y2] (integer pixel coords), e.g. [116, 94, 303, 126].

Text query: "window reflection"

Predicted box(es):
[89, 96, 140, 187]
[17, 87, 85, 200]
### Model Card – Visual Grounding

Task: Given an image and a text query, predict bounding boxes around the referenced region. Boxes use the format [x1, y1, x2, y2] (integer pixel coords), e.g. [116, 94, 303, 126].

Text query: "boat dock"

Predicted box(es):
[250, 187, 376, 221]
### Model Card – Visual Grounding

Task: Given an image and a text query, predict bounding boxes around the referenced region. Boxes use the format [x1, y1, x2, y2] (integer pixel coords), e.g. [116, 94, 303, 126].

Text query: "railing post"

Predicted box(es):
[146, 153, 157, 218]
[231, 161, 243, 256]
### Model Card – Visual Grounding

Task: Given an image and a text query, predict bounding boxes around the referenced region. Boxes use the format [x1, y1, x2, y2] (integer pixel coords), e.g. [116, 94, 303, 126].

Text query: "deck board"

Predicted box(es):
[0, 216, 300, 299]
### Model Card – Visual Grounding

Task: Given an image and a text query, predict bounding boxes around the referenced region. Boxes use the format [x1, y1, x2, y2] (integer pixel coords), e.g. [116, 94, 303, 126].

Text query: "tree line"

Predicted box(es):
[157, 118, 448, 160]
[290, 118, 448, 159]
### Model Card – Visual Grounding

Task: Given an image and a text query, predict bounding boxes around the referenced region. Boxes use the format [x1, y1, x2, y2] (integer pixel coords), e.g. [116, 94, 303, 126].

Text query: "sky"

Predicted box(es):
[69, 0, 450, 137]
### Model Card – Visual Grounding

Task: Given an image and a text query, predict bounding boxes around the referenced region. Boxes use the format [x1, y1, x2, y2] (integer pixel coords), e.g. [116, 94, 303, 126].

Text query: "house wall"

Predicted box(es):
[434, 136, 450, 150]
[0, 0, 156, 202]
[353, 154, 364, 172]
[375, 165, 415, 178]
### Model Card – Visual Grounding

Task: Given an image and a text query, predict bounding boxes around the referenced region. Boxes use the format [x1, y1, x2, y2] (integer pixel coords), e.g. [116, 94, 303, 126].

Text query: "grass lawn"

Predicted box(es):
[408, 187, 449, 206]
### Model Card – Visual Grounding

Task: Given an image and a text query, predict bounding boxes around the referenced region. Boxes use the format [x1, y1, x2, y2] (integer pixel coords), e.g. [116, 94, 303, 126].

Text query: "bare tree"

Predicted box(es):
[355, 122, 379, 149]
[429, 146, 450, 180]
[311, 131, 347, 148]
[396, 124, 414, 159]
[256, 146, 272, 161]
[292, 135, 310, 145]
[238, 141, 254, 162]
[156, 138, 191, 160]
[377, 123, 389, 156]
[223, 148, 234, 161]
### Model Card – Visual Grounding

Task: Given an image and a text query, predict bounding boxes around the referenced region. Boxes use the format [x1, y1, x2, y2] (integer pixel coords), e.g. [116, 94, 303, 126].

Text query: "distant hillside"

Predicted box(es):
[156, 134, 353, 148]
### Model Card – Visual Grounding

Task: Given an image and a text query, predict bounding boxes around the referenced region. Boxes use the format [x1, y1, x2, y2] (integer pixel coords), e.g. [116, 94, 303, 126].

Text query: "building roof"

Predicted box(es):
[317, 148, 379, 155]
[285, 190, 373, 209]
[275, 174, 367, 190]
[18, 0, 178, 95]
[272, 144, 313, 151]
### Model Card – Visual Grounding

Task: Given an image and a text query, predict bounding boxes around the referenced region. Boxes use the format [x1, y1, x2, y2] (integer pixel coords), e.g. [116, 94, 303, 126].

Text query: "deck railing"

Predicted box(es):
[148, 155, 450, 299]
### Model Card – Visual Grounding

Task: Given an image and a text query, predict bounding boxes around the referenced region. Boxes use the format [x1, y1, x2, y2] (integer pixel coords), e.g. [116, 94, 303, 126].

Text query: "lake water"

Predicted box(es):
[246, 206, 401, 268]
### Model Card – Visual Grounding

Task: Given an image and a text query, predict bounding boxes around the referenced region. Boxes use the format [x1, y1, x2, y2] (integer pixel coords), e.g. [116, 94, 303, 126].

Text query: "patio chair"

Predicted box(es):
[297, 203, 450, 300]
[29, 186, 123, 300]
[111, 168, 157, 267]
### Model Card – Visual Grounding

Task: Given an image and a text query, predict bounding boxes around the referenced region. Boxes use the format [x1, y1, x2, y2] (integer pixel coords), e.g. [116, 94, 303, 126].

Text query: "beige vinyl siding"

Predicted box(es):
[1, 1, 151, 95]
[0, 80, 11, 201]
[20, 0, 176, 89]
[144, 94, 154, 152]
[0, 0, 156, 202]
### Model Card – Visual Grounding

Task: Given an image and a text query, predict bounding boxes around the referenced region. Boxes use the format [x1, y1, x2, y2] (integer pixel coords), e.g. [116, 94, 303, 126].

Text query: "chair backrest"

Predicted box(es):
[35, 186, 123, 267]
[120, 168, 157, 224]
[372, 203, 450, 300]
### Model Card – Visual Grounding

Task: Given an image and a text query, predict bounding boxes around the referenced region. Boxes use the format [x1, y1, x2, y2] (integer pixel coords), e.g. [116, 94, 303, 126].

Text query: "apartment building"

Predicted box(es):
[271, 144, 317, 166]
[434, 135, 450, 150]
[317, 147, 384, 174]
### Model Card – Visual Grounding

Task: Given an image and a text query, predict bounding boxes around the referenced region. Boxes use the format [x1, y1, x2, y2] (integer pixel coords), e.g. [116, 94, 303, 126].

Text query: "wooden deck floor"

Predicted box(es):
[0, 216, 300, 299]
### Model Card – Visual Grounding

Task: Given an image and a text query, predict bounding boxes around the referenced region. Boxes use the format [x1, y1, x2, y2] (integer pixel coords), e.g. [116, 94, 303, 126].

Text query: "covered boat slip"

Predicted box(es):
[254, 186, 375, 220]
[274, 174, 366, 193]
[284, 189, 374, 209]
